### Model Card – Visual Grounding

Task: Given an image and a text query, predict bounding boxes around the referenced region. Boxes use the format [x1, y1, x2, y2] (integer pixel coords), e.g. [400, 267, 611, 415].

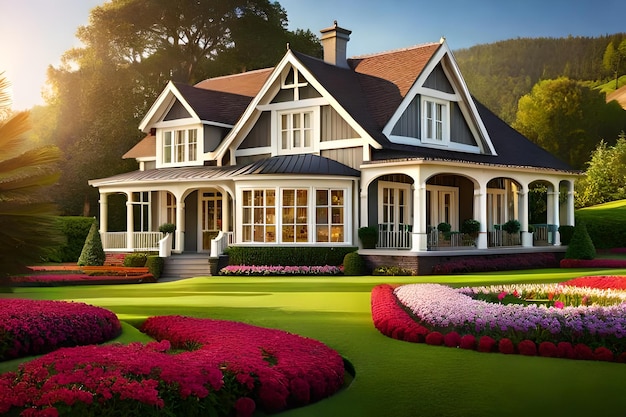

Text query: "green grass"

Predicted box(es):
[2, 269, 626, 417]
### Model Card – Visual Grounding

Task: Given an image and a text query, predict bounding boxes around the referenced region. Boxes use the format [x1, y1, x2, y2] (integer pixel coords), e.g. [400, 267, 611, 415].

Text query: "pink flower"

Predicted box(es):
[553, 301, 564, 309]
[497, 291, 507, 301]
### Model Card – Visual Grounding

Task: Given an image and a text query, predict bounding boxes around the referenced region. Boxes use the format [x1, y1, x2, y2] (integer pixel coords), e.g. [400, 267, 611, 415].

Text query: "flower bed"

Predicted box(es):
[0, 299, 121, 360]
[10, 273, 156, 286]
[558, 275, 626, 290]
[432, 252, 557, 274]
[0, 315, 345, 417]
[372, 279, 626, 363]
[220, 264, 342, 276]
[560, 258, 626, 268]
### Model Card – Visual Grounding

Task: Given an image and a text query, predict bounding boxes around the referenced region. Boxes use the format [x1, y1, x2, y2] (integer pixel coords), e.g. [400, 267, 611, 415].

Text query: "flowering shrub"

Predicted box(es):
[220, 265, 342, 276]
[371, 282, 626, 363]
[432, 252, 557, 274]
[0, 299, 121, 360]
[560, 258, 626, 268]
[0, 316, 345, 416]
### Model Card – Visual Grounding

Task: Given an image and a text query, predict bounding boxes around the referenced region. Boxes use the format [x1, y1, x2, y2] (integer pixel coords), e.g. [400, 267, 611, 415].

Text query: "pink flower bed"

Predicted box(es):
[560, 258, 626, 268]
[0, 315, 345, 416]
[0, 299, 121, 360]
[220, 265, 342, 276]
[371, 281, 626, 363]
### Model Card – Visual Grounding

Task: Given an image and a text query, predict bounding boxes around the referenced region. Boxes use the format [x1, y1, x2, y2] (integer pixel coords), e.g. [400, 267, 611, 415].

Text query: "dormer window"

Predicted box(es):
[162, 128, 198, 164]
[280, 110, 313, 151]
[422, 97, 449, 144]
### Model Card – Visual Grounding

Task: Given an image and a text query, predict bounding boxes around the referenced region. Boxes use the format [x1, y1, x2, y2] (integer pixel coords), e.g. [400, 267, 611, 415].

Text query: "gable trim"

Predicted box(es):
[138, 81, 201, 133]
[210, 51, 381, 165]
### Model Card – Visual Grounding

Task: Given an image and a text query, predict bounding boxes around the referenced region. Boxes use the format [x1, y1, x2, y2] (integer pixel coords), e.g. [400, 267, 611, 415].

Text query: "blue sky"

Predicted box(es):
[1, 0, 625, 110]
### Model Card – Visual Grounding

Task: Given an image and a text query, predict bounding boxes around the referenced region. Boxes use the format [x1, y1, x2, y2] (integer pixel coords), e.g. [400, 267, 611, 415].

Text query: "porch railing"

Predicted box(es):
[101, 232, 162, 251]
[377, 224, 411, 249]
[488, 230, 521, 247]
[210, 231, 234, 257]
[427, 229, 476, 249]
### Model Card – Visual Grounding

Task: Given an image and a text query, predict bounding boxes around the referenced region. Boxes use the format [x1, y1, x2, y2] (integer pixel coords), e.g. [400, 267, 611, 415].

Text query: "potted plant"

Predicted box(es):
[461, 219, 480, 238]
[358, 226, 378, 249]
[502, 219, 521, 235]
[158, 223, 176, 234]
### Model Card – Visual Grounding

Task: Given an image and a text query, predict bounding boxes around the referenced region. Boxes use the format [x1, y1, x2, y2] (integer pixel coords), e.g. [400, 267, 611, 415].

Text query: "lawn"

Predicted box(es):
[2, 268, 626, 417]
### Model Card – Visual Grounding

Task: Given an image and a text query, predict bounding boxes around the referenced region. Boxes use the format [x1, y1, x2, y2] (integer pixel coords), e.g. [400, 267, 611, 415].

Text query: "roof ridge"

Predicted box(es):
[193, 67, 274, 87]
[348, 42, 440, 60]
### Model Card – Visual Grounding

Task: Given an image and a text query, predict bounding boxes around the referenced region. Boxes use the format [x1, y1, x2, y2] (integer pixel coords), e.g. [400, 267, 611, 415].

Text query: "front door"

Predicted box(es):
[200, 191, 222, 251]
[428, 185, 458, 230]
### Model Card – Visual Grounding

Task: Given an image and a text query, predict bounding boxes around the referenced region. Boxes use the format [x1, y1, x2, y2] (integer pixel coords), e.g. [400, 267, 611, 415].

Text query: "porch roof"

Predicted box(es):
[89, 154, 360, 187]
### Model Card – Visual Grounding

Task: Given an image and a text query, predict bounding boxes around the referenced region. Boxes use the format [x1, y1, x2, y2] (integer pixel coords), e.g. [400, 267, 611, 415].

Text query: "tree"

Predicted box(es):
[575, 133, 626, 207]
[0, 75, 62, 288]
[77, 219, 105, 266]
[45, 0, 322, 217]
[603, 39, 626, 89]
[513, 77, 626, 169]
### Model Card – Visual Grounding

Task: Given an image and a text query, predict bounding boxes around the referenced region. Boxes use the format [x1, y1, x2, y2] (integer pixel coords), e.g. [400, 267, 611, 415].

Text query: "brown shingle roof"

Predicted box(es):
[193, 68, 273, 97]
[123, 134, 155, 159]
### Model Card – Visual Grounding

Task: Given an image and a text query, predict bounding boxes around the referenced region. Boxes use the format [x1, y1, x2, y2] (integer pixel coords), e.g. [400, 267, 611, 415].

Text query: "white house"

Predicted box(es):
[89, 22, 579, 274]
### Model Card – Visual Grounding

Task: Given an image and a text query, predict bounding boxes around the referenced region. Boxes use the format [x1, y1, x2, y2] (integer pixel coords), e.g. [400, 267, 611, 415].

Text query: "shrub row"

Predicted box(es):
[226, 246, 357, 266]
[44, 217, 94, 263]
[432, 252, 558, 274]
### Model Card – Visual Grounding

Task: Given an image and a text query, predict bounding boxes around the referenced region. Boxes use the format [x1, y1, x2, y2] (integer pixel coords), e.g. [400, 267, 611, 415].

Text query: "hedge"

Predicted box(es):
[44, 217, 94, 262]
[225, 246, 358, 266]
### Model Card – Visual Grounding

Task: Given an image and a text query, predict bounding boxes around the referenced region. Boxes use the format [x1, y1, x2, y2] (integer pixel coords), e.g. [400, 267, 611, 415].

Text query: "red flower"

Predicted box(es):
[498, 338, 515, 354]
[557, 342, 576, 359]
[593, 347, 614, 362]
[538, 342, 558, 358]
[478, 336, 496, 353]
[425, 332, 444, 346]
[574, 344, 593, 360]
[517, 340, 537, 356]
[459, 335, 476, 350]
[235, 397, 256, 417]
[443, 332, 461, 347]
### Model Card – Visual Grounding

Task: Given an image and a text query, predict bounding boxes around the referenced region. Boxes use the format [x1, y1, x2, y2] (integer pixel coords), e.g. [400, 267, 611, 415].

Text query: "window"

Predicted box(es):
[422, 98, 448, 143]
[315, 189, 344, 242]
[166, 192, 176, 224]
[132, 191, 151, 232]
[280, 111, 313, 152]
[282, 189, 308, 242]
[242, 189, 276, 242]
[162, 128, 199, 164]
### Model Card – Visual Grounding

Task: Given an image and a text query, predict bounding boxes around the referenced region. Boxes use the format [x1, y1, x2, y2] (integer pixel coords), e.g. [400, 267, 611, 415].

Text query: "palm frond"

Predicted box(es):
[0, 111, 31, 159]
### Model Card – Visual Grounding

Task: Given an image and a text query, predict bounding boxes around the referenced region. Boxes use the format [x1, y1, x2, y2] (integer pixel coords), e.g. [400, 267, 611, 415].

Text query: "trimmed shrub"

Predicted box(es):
[77, 220, 105, 266]
[123, 253, 148, 267]
[372, 266, 413, 276]
[146, 255, 165, 280]
[158, 223, 176, 234]
[225, 246, 357, 266]
[342, 251, 365, 276]
[358, 226, 378, 249]
[558, 225, 575, 245]
[564, 223, 596, 260]
[502, 219, 521, 234]
[44, 217, 93, 262]
[461, 219, 480, 237]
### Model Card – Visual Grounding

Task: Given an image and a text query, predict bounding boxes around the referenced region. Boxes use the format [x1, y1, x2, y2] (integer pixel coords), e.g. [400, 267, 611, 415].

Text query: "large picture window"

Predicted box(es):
[240, 186, 348, 244]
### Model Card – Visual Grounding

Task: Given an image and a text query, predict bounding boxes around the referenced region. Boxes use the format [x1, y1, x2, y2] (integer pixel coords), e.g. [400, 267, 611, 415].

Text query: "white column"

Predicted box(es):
[567, 185, 575, 226]
[99, 193, 108, 250]
[519, 190, 533, 247]
[359, 188, 367, 248]
[411, 184, 427, 251]
[474, 184, 488, 249]
[551, 190, 561, 245]
[126, 193, 134, 250]
[175, 200, 185, 253]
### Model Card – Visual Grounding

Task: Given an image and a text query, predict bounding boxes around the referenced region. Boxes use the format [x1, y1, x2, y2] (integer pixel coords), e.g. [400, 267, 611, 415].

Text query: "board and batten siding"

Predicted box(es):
[321, 105, 360, 141]
[239, 112, 271, 149]
[321, 148, 363, 171]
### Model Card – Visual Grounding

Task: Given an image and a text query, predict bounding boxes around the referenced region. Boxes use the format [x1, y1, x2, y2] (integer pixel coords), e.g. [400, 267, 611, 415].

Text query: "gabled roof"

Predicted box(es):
[123, 134, 155, 160]
[173, 83, 253, 126]
[194, 68, 273, 97]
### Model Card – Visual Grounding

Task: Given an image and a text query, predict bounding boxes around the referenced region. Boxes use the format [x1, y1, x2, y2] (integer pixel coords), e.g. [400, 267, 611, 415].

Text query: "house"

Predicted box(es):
[88, 22, 579, 275]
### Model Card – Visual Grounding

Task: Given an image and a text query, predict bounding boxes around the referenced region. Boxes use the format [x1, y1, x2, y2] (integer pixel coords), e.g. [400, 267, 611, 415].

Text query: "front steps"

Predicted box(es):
[162, 253, 213, 279]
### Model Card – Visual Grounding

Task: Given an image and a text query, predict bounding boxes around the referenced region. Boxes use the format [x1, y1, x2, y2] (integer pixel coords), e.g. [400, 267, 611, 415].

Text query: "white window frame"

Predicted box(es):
[277, 108, 316, 154]
[426, 185, 459, 231]
[421, 96, 449, 145]
[377, 181, 412, 231]
[160, 127, 200, 166]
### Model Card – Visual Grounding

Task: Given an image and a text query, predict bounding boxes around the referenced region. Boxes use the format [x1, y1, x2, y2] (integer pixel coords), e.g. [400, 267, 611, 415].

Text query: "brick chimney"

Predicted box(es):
[320, 21, 351, 68]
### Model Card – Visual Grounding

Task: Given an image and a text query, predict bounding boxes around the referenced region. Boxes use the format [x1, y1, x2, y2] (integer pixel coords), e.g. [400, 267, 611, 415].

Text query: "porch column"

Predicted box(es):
[359, 188, 367, 245]
[475, 186, 488, 249]
[222, 194, 230, 232]
[567, 186, 575, 226]
[519, 190, 532, 247]
[411, 184, 427, 251]
[175, 200, 185, 253]
[547, 191, 561, 245]
[99, 193, 108, 250]
[126, 193, 134, 250]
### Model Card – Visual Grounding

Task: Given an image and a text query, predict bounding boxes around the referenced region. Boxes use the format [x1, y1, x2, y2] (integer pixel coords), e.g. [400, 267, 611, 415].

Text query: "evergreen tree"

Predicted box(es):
[564, 223, 596, 260]
[77, 219, 106, 266]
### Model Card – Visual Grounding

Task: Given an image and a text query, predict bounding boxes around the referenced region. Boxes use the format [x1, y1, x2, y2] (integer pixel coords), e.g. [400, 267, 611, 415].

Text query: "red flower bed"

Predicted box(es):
[0, 299, 121, 360]
[558, 275, 626, 290]
[560, 258, 626, 268]
[10, 273, 155, 286]
[370, 284, 429, 343]
[0, 315, 345, 416]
